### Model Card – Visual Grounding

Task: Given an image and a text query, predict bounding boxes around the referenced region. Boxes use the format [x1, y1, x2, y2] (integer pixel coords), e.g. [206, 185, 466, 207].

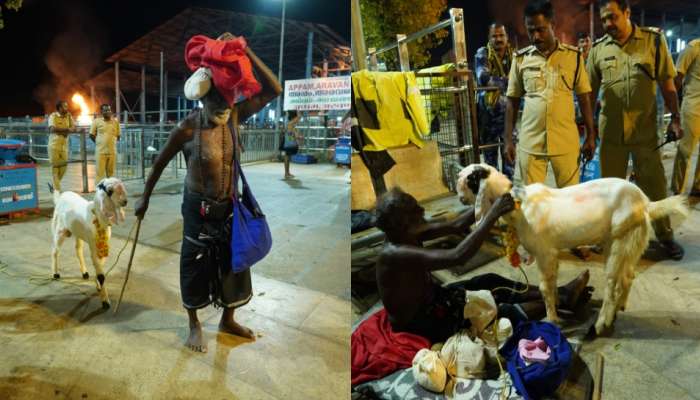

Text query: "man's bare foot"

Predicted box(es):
[185, 322, 207, 353]
[284, 173, 295, 180]
[219, 319, 255, 339]
[559, 270, 591, 310]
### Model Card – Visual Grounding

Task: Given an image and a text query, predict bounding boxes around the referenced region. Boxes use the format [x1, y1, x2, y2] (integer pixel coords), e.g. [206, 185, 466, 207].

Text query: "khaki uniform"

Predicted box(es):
[90, 117, 120, 184]
[587, 25, 677, 240]
[506, 41, 591, 187]
[48, 111, 75, 191]
[672, 39, 700, 194]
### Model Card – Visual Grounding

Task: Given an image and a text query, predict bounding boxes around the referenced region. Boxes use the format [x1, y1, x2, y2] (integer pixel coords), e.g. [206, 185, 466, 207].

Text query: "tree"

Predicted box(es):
[0, 0, 23, 29]
[360, 0, 448, 70]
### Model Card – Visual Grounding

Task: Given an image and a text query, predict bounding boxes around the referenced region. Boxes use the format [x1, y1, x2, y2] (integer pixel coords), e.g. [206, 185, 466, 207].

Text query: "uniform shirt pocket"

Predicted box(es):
[523, 68, 545, 93]
[602, 57, 618, 83]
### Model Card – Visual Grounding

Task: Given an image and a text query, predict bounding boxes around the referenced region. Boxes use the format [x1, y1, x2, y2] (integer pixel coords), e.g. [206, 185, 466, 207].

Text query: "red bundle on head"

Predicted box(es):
[185, 35, 262, 106]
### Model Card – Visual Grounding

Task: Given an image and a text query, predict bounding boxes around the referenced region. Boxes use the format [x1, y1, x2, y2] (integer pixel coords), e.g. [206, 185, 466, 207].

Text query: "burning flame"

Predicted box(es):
[71, 93, 93, 126]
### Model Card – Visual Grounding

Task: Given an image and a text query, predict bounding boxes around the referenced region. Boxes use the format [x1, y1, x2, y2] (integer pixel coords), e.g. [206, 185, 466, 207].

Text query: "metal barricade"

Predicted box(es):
[0, 115, 282, 192]
[415, 71, 482, 191]
[240, 128, 280, 164]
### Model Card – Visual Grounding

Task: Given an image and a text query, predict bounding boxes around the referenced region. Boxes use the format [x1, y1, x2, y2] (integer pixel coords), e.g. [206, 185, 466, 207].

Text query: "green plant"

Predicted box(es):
[360, 0, 448, 70]
[0, 0, 23, 29]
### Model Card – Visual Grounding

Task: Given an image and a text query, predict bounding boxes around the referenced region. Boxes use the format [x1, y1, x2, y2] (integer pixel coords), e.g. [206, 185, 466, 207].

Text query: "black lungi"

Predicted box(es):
[180, 189, 252, 309]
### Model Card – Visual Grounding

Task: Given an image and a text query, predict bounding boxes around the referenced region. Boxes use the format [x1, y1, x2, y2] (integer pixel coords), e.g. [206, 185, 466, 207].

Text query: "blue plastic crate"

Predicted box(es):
[291, 154, 317, 164]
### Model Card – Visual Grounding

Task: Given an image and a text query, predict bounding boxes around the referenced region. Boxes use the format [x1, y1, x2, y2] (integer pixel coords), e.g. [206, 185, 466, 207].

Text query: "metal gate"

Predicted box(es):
[364, 8, 481, 192]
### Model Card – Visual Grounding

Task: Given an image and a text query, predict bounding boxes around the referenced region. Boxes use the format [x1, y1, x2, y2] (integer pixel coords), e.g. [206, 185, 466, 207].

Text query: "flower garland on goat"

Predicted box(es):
[92, 217, 109, 258]
[501, 199, 521, 268]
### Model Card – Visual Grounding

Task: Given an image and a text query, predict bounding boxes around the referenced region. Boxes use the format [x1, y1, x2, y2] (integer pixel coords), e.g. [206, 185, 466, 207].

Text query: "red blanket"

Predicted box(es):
[351, 308, 431, 386]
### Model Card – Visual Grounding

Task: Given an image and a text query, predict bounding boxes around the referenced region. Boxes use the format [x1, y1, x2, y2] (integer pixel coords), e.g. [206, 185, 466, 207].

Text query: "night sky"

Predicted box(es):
[0, 0, 350, 116]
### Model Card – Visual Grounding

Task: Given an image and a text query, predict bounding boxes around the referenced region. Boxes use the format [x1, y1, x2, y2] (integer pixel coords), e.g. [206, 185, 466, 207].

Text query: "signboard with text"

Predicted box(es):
[0, 165, 38, 214]
[283, 76, 351, 111]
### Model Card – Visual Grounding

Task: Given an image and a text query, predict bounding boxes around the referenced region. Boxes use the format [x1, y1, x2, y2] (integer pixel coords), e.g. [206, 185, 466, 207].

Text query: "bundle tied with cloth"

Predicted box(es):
[184, 32, 262, 106]
[411, 290, 514, 394]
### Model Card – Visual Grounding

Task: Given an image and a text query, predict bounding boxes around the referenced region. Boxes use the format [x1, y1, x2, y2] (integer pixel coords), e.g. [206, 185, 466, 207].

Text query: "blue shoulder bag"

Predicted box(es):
[230, 120, 272, 272]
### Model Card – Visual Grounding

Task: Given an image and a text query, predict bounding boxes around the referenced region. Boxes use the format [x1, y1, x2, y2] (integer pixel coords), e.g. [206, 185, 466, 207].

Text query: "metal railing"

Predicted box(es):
[0, 117, 282, 193]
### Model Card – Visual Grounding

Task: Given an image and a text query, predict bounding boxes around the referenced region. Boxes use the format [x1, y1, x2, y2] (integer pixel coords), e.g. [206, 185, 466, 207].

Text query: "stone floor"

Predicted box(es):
[0, 161, 350, 399]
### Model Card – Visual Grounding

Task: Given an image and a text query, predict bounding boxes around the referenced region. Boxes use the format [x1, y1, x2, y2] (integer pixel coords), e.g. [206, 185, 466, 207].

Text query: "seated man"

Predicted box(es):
[375, 188, 591, 343]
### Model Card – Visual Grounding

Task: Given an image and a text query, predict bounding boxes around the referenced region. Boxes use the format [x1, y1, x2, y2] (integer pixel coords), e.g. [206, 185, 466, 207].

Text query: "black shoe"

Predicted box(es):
[659, 239, 684, 261]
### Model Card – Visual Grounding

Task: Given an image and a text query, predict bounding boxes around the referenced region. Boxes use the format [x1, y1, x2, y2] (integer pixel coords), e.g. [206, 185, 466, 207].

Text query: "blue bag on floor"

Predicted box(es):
[499, 321, 573, 400]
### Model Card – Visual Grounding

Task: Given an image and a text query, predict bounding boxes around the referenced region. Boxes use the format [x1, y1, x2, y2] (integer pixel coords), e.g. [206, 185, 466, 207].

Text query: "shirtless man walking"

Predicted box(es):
[135, 33, 281, 352]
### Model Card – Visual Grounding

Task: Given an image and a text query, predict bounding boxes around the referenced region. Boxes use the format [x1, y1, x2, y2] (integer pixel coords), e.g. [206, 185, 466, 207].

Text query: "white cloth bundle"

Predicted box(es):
[184, 67, 213, 100]
[463, 290, 498, 337]
[439, 330, 487, 379]
[412, 348, 447, 393]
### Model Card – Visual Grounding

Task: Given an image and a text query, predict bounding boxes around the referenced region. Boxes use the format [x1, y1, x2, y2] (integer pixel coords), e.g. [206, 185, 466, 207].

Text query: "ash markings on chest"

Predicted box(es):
[199, 126, 233, 164]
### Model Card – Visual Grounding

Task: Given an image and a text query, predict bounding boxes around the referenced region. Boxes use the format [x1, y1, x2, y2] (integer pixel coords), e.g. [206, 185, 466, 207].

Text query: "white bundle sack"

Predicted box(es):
[184, 67, 213, 101]
[412, 348, 447, 393]
[439, 330, 487, 379]
[463, 290, 497, 337]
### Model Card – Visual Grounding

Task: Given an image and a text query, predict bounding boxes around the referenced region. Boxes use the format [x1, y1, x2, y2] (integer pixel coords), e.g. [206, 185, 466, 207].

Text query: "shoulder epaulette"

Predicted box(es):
[592, 36, 607, 48]
[641, 26, 662, 35]
[515, 45, 533, 57]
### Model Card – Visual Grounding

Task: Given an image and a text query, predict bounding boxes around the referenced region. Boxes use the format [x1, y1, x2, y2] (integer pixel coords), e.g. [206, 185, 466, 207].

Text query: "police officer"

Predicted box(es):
[587, 0, 685, 260]
[48, 100, 75, 191]
[475, 23, 514, 179]
[89, 104, 121, 186]
[505, 0, 597, 188]
[671, 38, 700, 197]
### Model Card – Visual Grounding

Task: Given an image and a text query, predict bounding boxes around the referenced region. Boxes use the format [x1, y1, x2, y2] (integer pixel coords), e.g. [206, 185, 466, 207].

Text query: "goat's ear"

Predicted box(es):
[97, 190, 116, 222]
[474, 178, 494, 221]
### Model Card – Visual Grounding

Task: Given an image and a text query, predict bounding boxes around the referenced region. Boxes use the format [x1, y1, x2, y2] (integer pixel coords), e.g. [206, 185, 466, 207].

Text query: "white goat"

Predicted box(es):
[457, 164, 688, 334]
[49, 177, 128, 309]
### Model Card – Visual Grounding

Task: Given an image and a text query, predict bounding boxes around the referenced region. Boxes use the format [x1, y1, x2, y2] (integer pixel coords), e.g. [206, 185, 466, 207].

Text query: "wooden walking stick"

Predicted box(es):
[114, 218, 142, 314]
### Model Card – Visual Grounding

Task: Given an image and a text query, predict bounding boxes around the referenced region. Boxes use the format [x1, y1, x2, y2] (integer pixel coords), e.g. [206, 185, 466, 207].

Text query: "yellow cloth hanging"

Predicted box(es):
[352, 70, 430, 152]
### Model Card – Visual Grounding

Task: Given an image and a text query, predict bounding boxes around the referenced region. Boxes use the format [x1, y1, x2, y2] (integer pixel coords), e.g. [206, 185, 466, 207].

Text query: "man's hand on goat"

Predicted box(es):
[488, 193, 515, 219]
[134, 197, 149, 220]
